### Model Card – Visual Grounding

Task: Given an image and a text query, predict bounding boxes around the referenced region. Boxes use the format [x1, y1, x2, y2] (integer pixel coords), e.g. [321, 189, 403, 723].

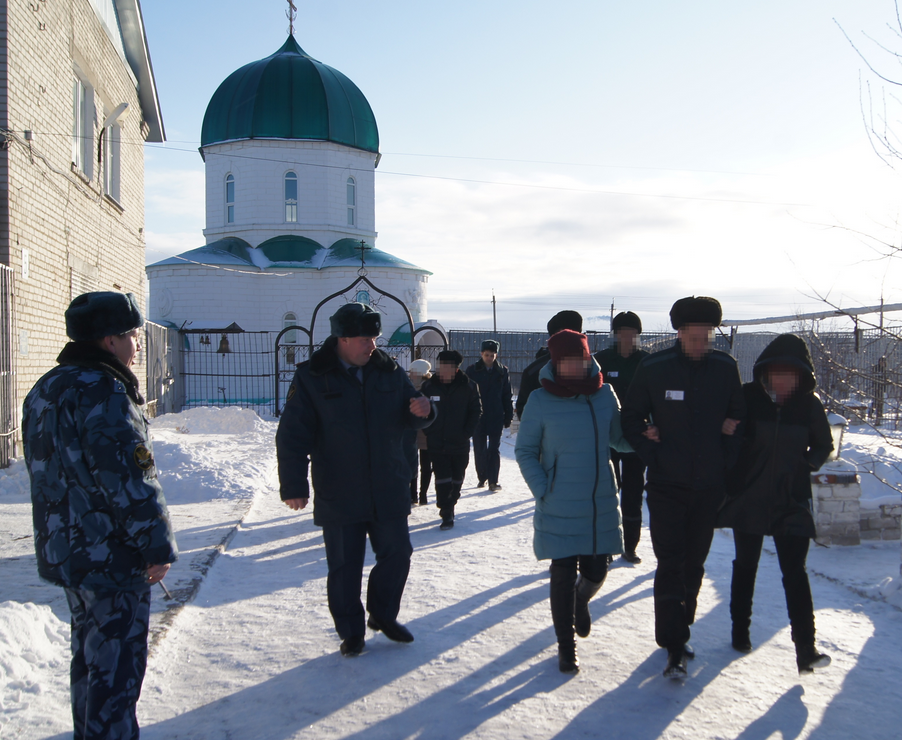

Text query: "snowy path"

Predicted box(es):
[132, 437, 900, 740]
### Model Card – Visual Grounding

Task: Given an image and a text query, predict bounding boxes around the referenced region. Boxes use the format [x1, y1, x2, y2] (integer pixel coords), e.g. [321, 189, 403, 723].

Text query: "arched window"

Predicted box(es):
[225, 174, 235, 224]
[283, 313, 298, 344]
[284, 171, 298, 222]
[346, 177, 356, 226]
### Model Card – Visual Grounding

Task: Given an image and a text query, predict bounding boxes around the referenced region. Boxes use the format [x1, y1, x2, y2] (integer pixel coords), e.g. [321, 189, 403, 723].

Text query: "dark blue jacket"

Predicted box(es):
[465, 359, 513, 429]
[22, 343, 178, 591]
[621, 341, 745, 490]
[276, 337, 435, 525]
[421, 371, 482, 454]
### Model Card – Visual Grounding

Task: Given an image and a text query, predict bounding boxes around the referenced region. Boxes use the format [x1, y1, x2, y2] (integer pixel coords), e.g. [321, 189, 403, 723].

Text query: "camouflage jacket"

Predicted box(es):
[22, 342, 178, 591]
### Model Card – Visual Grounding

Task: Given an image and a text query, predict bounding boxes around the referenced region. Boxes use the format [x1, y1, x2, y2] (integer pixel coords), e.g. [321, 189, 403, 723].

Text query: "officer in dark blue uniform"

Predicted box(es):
[23, 291, 178, 739]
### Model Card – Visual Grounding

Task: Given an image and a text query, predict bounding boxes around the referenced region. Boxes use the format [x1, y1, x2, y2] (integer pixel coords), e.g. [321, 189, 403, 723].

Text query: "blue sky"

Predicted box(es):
[140, 1, 902, 332]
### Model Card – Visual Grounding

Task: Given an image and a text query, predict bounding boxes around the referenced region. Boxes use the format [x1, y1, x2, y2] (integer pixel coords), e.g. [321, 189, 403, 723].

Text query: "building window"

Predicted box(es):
[103, 122, 121, 202]
[285, 171, 298, 222]
[347, 177, 356, 226]
[226, 174, 235, 223]
[72, 75, 93, 178]
[283, 313, 298, 344]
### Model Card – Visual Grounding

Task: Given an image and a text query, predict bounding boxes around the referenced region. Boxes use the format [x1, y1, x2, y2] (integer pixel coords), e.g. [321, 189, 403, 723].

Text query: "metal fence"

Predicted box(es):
[142, 322, 902, 427]
[0, 265, 14, 468]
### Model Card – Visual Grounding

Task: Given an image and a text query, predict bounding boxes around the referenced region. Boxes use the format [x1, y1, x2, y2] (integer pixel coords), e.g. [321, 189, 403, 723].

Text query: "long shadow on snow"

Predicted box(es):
[142, 572, 549, 739]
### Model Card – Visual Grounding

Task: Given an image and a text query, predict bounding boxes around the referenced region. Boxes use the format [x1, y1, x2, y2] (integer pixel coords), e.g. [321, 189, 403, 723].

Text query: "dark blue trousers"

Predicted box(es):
[64, 586, 151, 740]
[472, 420, 502, 485]
[321, 517, 413, 639]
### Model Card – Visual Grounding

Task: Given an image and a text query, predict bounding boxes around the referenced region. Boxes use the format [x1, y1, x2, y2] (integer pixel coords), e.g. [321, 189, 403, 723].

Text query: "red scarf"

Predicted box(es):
[541, 371, 603, 398]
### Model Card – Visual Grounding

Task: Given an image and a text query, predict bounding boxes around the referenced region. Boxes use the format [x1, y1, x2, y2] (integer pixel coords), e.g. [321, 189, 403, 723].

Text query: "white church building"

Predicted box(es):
[146, 35, 441, 357]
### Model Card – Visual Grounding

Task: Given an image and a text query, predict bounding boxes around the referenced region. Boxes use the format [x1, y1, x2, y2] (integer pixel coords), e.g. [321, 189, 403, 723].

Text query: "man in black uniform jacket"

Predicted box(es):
[594, 311, 648, 564]
[621, 297, 745, 678]
[276, 303, 435, 657]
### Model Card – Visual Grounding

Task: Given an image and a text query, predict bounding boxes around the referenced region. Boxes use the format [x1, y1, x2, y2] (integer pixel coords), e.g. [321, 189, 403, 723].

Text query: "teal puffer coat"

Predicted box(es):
[515, 362, 631, 560]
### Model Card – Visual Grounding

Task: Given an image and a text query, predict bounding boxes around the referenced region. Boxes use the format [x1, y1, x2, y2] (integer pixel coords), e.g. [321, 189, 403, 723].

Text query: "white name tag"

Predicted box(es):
[608, 371, 619, 377]
[430, 396, 441, 402]
[665, 390, 685, 401]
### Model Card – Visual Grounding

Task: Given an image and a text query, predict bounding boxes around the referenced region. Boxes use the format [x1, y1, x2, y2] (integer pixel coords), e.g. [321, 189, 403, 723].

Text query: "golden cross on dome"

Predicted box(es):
[286, 0, 298, 36]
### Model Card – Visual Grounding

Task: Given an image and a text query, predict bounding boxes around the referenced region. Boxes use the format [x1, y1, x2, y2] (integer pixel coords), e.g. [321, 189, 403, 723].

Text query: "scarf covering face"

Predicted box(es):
[540, 330, 603, 398]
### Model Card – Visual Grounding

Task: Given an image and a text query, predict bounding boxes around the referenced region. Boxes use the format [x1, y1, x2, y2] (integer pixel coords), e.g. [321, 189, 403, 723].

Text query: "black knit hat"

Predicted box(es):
[438, 349, 463, 366]
[669, 296, 722, 330]
[65, 291, 144, 341]
[547, 310, 583, 336]
[330, 302, 382, 338]
[612, 311, 642, 334]
[481, 339, 500, 353]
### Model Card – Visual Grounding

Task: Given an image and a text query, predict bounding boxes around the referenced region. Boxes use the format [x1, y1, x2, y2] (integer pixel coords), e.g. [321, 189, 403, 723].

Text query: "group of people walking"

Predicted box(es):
[22, 291, 835, 739]
[516, 297, 833, 679]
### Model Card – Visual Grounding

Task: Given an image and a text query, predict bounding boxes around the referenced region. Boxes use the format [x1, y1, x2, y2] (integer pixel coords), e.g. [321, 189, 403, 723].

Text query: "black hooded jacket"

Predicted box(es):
[421, 371, 482, 454]
[276, 337, 436, 525]
[717, 334, 834, 537]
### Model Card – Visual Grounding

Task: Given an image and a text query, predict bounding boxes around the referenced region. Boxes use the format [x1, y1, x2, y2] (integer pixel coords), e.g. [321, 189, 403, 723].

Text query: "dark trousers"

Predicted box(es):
[611, 449, 646, 552]
[321, 517, 413, 640]
[732, 531, 815, 645]
[431, 450, 469, 511]
[64, 586, 151, 740]
[646, 483, 723, 650]
[472, 420, 502, 485]
[411, 449, 433, 499]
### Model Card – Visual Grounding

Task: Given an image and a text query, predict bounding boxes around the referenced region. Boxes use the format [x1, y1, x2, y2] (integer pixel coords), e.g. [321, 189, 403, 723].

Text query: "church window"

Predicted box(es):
[285, 172, 298, 222]
[346, 177, 356, 226]
[103, 121, 121, 203]
[283, 312, 298, 344]
[226, 174, 235, 223]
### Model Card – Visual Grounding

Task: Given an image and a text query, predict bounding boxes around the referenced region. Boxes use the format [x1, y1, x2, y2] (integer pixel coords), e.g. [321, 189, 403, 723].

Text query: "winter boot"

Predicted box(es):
[574, 574, 606, 638]
[549, 564, 579, 673]
[418, 492, 428, 506]
[730, 561, 757, 653]
[796, 643, 831, 674]
[623, 518, 642, 561]
[663, 645, 688, 679]
[439, 507, 455, 530]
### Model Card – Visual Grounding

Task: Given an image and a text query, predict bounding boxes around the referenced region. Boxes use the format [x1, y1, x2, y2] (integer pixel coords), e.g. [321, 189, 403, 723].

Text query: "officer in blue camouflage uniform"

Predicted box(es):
[23, 291, 178, 740]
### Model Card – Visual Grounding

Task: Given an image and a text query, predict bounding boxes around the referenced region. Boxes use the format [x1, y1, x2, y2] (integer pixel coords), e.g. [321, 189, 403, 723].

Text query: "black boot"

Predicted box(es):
[730, 561, 757, 653]
[550, 564, 579, 673]
[796, 643, 831, 673]
[622, 518, 642, 562]
[574, 574, 606, 638]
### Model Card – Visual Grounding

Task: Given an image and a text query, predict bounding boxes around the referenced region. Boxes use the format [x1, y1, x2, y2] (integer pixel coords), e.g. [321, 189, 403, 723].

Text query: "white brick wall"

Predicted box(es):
[2, 0, 150, 414]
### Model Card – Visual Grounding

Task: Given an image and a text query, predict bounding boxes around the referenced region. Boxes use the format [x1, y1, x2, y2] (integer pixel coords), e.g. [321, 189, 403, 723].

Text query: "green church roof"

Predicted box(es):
[201, 36, 379, 153]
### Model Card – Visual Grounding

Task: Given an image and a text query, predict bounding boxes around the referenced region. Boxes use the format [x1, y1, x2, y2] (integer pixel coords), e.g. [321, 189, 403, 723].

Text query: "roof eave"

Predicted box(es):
[113, 0, 165, 143]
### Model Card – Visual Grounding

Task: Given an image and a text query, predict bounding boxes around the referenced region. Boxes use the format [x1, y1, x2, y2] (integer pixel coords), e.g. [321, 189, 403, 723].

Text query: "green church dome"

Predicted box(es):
[201, 36, 379, 153]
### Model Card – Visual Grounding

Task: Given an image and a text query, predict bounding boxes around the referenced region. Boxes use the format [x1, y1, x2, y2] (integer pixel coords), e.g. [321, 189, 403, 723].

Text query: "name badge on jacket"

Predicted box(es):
[608, 371, 619, 377]
[665, 390, 685, 401]
[430, 396, 441, 402]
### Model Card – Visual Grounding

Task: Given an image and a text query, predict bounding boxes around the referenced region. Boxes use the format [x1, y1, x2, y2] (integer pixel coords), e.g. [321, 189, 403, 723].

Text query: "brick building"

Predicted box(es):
[0, 0, 164, 457]
[146, 35, 440, 368]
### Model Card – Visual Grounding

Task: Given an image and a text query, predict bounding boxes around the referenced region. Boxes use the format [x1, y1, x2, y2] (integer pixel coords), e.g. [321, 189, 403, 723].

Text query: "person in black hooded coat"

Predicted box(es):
[717, 333, 834, 674]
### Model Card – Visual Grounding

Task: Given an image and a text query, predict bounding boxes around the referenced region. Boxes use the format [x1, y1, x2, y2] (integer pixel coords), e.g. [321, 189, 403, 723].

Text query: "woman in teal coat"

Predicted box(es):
[515, 330, 632, 673]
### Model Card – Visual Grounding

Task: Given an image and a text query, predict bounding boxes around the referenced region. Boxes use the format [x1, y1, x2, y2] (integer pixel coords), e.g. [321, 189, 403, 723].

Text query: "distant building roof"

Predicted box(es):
[200, 36, 378, 153]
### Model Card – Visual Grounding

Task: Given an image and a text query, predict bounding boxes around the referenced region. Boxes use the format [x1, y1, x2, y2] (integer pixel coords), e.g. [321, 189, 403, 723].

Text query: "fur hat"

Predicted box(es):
[481, 339, 500, 353]
[669, 296, 722, 330]
[437, 349, 463, 366]
[409, 359, 431, 374]
[65, 291, 144, 341]
[612, 311, 642, 334]
[330, 302, 382, 338]
[547, 329, 590, 365]
[547, 310, 583, 336]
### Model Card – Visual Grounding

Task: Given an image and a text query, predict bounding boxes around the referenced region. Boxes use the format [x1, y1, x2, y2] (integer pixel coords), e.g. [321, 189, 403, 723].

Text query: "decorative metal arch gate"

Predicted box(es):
[273, 243, 447, 414]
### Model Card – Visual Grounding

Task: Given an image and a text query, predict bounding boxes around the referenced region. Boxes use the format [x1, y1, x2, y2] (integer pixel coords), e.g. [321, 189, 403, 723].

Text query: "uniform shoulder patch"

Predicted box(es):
[287, 384, 297, 402]
[134, 444, 155, 471]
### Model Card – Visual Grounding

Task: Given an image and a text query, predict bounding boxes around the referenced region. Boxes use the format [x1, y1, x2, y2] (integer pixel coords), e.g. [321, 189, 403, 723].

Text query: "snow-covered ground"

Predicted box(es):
[1, 408, 901, 739]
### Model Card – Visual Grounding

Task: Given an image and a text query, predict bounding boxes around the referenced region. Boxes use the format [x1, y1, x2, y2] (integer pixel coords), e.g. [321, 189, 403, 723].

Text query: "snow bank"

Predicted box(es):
[840, 426, 902, 507]
[0, 601, 69, 731]
[151, 406, 263, 435]
[0, 458, 30, 499]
